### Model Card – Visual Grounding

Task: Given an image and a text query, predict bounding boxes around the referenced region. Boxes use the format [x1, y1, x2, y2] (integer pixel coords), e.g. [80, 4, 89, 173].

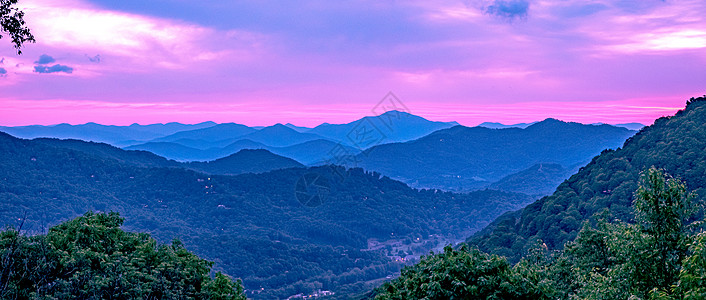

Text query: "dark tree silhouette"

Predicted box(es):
[1, 0, 34, 54]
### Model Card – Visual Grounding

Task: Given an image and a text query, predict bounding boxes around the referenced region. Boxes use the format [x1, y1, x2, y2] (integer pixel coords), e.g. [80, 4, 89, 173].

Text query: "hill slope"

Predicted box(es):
[186, 149, 304, 175]
[351, 119, 636, 191]
[467, 97, 706, 262]
[152, 123, 257, 143]
[25, 137, 304, 176]
[235, 123, 328, 147]
[0, 131, 532, 298]
[488, 163, 576, 196]
[267, 139, 361, 165]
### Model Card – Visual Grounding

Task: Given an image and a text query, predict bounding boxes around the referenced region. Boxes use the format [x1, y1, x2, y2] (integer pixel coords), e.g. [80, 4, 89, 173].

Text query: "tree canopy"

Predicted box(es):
[1, 0, 34, 54]
[0, 212, 246, 300]
[374, 167, 706, 299]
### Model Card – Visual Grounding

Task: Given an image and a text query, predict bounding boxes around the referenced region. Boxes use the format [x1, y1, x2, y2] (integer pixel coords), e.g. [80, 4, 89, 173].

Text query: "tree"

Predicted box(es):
[632, 167, 696, 294]
[374, 245, 548, 299]
[202, 272, 247, 300]
[1, 0, 34, 54]
[568, 167, 698, 299]
[676, 232, 706, 299]
[0, 212, 248, 299]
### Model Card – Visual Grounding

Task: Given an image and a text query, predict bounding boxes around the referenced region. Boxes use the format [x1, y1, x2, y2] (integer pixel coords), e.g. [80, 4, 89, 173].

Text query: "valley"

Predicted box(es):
[0, 110, 641, 298]
[1, 0, 702, 298]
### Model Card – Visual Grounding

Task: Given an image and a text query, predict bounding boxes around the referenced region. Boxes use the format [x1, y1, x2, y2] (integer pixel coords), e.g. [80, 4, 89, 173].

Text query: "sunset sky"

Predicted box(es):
[1, 0, 704, 127]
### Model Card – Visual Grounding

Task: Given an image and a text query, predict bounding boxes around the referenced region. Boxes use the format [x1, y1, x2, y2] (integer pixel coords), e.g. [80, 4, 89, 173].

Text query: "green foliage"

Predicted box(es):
[677, 232, 706, 299]
[563, 168, 699, 299]
[0, 212, 246, 300]
[1, 0, 34, 54]
[633, 168, 696, 293]
[377, 167, 706, 300]
[469, 96, 706, 262]
[375, 244, 548, 299]
[203, 272, 246, 300]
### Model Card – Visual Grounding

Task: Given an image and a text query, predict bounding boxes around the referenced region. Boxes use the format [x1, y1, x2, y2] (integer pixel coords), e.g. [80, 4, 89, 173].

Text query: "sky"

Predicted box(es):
[0, 0, 705, 127]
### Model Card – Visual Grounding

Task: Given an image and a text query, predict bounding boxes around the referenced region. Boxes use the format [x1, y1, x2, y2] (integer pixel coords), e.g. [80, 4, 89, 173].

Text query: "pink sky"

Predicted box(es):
[1, 0, 704, 127]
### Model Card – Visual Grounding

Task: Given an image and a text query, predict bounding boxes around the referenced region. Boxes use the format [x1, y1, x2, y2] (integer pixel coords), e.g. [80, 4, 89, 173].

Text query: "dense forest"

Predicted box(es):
[489, 163, 575, 196]
[468, 96, 706, 262]
[0, 132, 532, 298]
[0, 212, 246, 299]
[373, 168, 706, 299]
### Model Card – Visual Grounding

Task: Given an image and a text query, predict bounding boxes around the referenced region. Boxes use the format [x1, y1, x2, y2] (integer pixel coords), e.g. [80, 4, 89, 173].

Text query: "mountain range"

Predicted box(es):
[1, 114, 640, 195]
[468, 96, 706, 262]
[1, 99, 689, 298]
[0, 130, 532, 298]
[344, 118, 636, 192]
[0, 121, 217, 145]
[2, 113, 641, 168]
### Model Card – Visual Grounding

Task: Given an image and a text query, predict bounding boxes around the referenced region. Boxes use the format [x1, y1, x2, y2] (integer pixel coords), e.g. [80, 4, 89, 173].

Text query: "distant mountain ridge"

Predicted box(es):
[18, 135, 304, 176]
[123, 111, 456, 162]
[2, 114, 643, 168]
[126, 138, 361, 164]
[480, 121, 646, 130]
[151, 123, 257, 144]
[0, 121, 217, 145]
[477, 122, 536, 129]
[591, 122, 646, 130]
[346, 118, 636, 192]
[306, 110, 459, 145]
[467, 96, 706, 262]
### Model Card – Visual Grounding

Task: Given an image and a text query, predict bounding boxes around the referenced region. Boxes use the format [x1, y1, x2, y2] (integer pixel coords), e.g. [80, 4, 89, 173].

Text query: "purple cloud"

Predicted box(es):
[35, 54, 56, 65]
[87, 54, 101, 63]
[485, 0, 530, 19]
[34, 64, 74, 74]
[0, 0, 704, 127]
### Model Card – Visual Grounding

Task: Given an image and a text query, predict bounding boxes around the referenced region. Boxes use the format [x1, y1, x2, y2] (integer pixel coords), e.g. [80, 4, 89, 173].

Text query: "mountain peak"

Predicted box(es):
[540, 118, 564, 123]
[379, 110, 413, 117]
[260, 123, 298, 133]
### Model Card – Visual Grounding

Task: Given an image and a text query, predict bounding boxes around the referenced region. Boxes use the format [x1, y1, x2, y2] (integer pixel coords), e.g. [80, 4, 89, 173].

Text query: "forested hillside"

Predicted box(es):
[0, 132, 532, 298]
[489, 163, 576, 196]
[352, 118, 635, 191]
[373, 167, 706, 299]
[468, 96, 706, 262]
[27, 137, 304, 176]
[186, 149, 304, 175]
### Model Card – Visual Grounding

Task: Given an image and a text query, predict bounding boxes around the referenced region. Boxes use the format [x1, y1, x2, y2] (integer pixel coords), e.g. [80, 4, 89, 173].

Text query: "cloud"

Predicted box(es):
[18, 0, 261, 70]
[34, 64, 74, 74]
[465, 0, 530, 20]
[87, 54, 101, 63]
[35, 54, 56, 64]
[31, 53, 75, 74]
[485, 0, 530, 19]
